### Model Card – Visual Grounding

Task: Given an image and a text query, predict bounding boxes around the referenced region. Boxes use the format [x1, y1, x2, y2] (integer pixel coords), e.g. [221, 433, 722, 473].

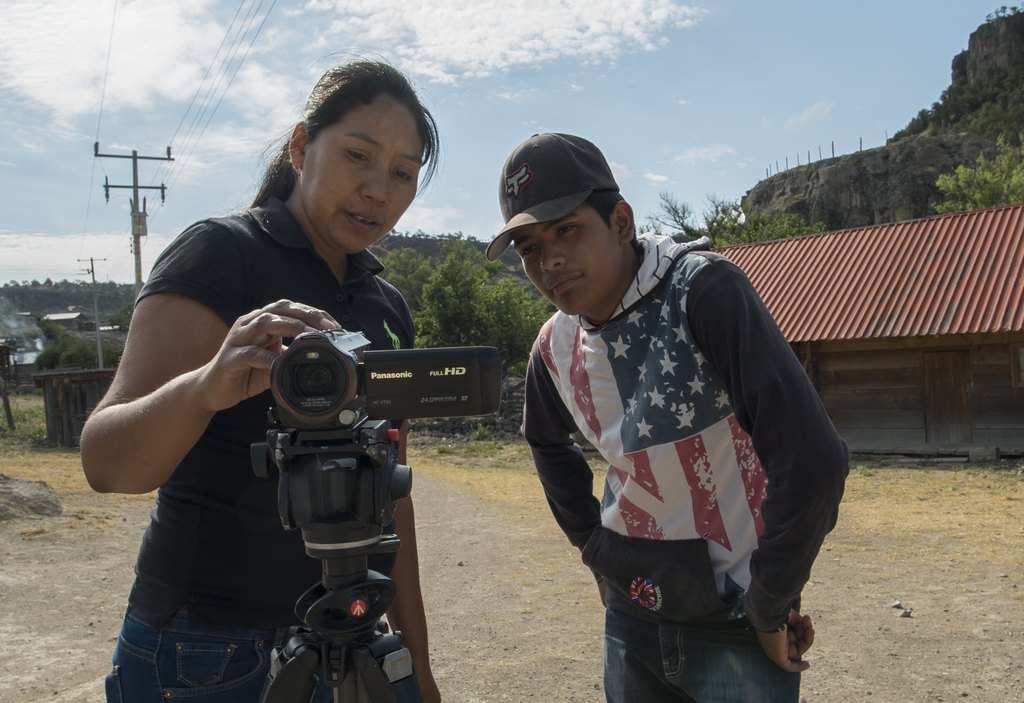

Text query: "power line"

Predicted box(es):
[171, 0, 278, 182]
[148, 0, 255, 190]
[165, 0, 250, 150]
[81, 0, 120, 244]
[152, 0, 277, 209]
[93, 0, 119, 143]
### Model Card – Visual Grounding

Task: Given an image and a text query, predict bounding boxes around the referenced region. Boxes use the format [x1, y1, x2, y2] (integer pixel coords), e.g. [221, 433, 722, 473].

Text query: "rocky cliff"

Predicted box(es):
[741, 133, 998, 230]
[952, 10, 1024, 85]
[741, 12, 1022, 230]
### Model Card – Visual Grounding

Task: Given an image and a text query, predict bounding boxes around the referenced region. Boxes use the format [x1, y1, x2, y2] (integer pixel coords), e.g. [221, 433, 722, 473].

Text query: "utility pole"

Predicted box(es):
[78, 257, 107, 370]
[94, 143, 174, 296]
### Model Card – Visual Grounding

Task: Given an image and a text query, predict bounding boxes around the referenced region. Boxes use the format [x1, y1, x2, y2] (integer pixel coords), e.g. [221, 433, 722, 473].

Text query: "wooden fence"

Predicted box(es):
[32, 369, 115, 448]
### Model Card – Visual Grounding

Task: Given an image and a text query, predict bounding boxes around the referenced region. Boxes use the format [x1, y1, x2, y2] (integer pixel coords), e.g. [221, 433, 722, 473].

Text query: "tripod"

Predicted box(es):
[253, 420, 422, 703]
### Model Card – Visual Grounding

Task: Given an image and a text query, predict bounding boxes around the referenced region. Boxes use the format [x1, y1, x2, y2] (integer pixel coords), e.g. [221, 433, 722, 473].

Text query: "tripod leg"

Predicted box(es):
[259, 636, 321, 703]
[336, 647, 416, 703]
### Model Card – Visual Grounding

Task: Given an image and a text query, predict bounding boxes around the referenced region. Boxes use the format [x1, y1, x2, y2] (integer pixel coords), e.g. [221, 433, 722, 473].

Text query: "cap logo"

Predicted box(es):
[505, 163, 532, 199]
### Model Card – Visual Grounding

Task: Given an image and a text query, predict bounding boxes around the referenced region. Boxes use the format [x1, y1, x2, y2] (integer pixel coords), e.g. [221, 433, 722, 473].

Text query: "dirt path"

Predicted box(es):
[1, 468, 1022, 703]
[0, 473, 604, 703]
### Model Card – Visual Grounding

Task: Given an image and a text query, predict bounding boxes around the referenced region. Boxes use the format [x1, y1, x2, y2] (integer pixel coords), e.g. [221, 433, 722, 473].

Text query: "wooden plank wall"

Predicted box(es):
[814, 347, 927, 454]
[33, 371, 115, 448]
[803, 334, 1024, 456]
[972, 343, 1024, 452]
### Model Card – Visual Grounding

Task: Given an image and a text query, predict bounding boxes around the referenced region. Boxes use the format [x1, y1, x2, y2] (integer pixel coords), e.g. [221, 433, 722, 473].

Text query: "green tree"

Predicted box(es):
[415, 240, 549, 371]
[380, 247, 435, 312]
[700, 195, 745, 245]
[477, 278, 551, 373]
[645, 191, 702, 240]
[35, 333, 122, 371]
[37, 318, 64, 342]
[648, 194, 824, 246]
[109, 303, 134, 330]
[718, 210, 826, 246]
[934, 136, 1024, 213]
[416, 240, 490, 348]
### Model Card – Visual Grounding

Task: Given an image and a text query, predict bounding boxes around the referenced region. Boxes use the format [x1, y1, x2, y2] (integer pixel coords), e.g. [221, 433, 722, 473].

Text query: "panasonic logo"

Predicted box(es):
[429, 367, 467, 377]
[370, 371, 413, 379]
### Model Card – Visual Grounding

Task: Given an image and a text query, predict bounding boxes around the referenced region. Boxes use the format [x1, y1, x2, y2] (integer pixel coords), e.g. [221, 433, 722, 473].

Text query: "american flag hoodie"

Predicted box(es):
[523, 234, 848, 630]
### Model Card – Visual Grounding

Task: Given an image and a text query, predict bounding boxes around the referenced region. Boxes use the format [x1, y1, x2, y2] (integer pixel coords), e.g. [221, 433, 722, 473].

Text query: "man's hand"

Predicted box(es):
[755, 609, 814, 672]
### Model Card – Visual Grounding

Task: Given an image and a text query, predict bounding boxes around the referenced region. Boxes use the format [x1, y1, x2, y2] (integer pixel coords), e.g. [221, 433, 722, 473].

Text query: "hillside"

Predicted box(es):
[0, 232, 521, 336]
[896, 7, 1024, 144]
[373, 231, 529, 292]
[741, 132, 998, 231]
[375, 230, 522, 272]
[0, 280, 134, 331]
[742, 9, 1022, 230]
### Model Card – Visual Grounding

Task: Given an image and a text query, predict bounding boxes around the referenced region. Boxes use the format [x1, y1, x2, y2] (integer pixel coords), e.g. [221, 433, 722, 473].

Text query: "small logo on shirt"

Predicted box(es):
[383, 320, 402, 349]
[629, 576, 663, 612]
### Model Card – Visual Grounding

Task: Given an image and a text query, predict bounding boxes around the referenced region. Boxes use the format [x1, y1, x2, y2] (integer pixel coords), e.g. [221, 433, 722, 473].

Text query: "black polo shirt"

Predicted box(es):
[129, 198, 414, 628]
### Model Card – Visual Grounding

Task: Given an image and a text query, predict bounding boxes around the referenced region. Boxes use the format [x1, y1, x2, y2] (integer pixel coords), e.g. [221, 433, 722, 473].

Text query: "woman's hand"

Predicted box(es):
[195, 299, 340, 412]
[80, 296, 338, 494]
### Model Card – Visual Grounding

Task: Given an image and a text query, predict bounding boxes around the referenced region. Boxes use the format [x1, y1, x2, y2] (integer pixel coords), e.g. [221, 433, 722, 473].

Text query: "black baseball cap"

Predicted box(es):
[486, 132, 619, 260]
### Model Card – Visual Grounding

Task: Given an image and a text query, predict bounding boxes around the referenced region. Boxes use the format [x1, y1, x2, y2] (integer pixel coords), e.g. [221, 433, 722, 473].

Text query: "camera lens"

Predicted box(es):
[270, 329, 368, 428]
[294, 362, 337, 397]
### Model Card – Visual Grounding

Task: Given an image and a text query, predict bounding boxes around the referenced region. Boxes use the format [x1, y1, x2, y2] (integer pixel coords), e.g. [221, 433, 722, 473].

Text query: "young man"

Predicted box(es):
[487, 132, 849, 702]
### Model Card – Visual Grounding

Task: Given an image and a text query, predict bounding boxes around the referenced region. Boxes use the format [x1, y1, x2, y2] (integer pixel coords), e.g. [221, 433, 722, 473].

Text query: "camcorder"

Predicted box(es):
[252, 330, 501, 703]
[268, 329, 502, 430]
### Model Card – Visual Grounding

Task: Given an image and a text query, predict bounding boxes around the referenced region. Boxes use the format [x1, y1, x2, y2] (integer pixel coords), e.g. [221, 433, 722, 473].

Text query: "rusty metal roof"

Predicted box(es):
[719, 204, 1024, 342]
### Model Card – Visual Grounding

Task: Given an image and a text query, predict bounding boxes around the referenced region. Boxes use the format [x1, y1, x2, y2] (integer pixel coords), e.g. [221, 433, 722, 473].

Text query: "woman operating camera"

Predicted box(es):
[80, 60, 442, 703]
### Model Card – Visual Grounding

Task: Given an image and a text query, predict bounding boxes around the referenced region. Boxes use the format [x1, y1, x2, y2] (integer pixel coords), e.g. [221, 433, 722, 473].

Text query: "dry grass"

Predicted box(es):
[1, 395, 152, 534]
[410, 437, 1024, 577]
[839, 462, 1024, 560]
[407, 437, 544, 507]
[5, 395, 1022, 564]
[2, 443, 88, 490]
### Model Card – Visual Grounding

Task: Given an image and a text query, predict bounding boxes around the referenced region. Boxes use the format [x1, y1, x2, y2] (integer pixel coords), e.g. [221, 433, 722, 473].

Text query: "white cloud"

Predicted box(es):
[1, 0, 706, 140]
[398, 203, 466, 235]
[0, 1, 223, 122]
[673, 144, 736, 164]
[496, 88, 539, 102]
[307, 0, 706, 83]
[608, 160, 632, 185]
[784, 100, 836, 130]
[0, 230, 178, 285]
[0, 0, 307, 153]
[644, 172, 670, 183]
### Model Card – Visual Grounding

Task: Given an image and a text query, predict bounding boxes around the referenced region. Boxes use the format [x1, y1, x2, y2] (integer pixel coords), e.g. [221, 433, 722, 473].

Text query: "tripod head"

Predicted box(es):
[255, 420, 409, 556]
[254, 418, 411, 619]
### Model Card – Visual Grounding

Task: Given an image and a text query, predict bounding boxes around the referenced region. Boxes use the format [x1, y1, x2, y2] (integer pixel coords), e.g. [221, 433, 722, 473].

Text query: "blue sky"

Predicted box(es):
[0, 0, 1001, 285]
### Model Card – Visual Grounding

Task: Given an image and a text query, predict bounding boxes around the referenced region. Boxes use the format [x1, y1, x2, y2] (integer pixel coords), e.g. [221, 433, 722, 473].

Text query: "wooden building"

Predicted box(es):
[0, 343, 12, 386]
[32, 369, 115, 448]
[41, 311, 92, 331]
[722, 204, 1024, 458]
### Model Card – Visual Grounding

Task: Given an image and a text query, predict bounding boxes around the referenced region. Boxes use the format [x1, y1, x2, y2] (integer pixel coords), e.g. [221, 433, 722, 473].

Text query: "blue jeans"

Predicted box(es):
[603, 607, 800, 703]
[105, 609, 334, 702]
